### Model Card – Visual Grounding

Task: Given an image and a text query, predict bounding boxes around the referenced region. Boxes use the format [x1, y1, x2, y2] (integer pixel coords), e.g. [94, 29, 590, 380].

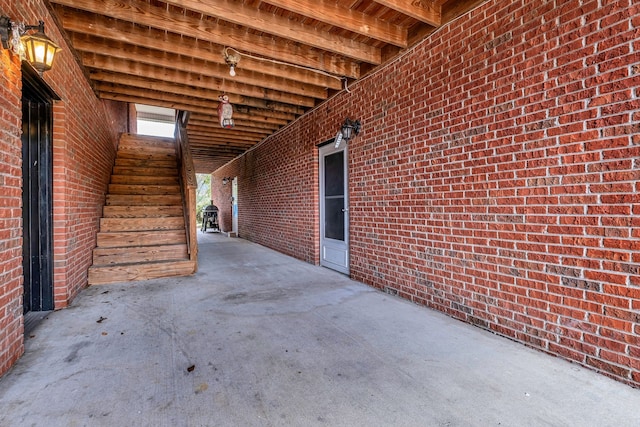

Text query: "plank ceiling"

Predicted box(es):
[49, 0, 486, 173]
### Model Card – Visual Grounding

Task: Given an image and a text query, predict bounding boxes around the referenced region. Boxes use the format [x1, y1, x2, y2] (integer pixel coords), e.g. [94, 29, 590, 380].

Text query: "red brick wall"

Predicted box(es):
[0, 17, 25, 376]
[213, 0, 640, 386]
[213, 119, 320, 263]
[0, 1, 126, 376]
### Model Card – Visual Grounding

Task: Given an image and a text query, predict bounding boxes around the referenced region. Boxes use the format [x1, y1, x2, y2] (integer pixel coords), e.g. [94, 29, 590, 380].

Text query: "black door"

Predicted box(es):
[22, 67, 54, 313]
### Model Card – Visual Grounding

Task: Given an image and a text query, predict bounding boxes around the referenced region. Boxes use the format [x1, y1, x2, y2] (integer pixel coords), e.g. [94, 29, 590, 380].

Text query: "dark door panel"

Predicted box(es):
[22, 66, 54, 313]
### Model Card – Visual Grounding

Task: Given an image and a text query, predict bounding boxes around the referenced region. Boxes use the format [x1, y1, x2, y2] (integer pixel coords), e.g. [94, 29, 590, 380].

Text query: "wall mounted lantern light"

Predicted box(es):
[222, 177, 233, 185]
[1, 16, 60, 75]
[334, 118, 361, 148]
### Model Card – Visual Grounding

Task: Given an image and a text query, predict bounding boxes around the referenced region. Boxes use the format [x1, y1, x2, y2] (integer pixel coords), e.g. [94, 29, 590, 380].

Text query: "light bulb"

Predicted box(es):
[229, 65, 236, 77]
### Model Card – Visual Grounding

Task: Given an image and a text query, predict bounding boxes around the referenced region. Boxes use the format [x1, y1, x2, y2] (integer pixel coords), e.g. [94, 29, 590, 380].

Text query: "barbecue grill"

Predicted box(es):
[201, 204, 220, 232]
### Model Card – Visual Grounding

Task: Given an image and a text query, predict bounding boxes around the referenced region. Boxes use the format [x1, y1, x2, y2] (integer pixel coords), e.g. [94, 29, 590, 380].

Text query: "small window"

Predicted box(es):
[136, 104, 175, 137]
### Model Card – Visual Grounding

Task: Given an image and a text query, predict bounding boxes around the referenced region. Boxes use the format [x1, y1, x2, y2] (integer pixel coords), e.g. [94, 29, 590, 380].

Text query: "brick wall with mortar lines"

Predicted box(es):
[0, 0, 126, 377]
[214, 0, 640, 387]
[213, 119, 320, 264]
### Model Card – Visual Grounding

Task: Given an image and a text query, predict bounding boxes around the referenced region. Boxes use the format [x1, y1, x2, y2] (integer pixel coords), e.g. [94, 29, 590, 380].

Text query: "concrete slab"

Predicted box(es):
[1, 232, 638, 426]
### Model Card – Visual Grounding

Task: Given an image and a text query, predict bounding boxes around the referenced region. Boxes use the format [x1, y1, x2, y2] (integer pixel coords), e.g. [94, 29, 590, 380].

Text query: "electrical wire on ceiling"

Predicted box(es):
[223, 46, 350, 92]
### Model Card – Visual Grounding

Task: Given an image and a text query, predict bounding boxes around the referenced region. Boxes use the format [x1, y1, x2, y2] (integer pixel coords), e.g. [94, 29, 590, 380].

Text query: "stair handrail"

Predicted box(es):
[175, 110, 198, 270]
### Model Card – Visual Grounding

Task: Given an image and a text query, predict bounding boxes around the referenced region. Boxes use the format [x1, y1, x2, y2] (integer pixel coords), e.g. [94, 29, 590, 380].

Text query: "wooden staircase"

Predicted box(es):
[88, 134, 196, 285]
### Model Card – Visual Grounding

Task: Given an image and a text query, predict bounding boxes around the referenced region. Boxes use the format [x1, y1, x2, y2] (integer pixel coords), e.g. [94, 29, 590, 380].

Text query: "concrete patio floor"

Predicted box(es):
[1, 232, 638, 427]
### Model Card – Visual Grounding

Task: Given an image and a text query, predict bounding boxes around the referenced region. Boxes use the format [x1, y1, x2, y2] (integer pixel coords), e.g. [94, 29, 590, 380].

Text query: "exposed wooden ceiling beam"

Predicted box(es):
[99, 92, 284, 131]
[373, 0, 441, 27]
[189, 136, 254, 146]
[162, 0, 381, 64]
[260, 0, 407, 47]
[188, 118, 275, 135]
[190, 147, 248, 156]
[82, 55, 317, 107]
[96, 83, 291, 125]
[189, 141, 259, 151]
[188, 119, 272, 135]
[188, 137, 258, 147]
[55, 9, 343, 90]
[72, 36, 328, 100]
[442, 0, 487, 23]
[89, 71, 306, 115]
[187, 135, 263, 146]
[187, 126, 268, 139]
[50, 0, 361, 78]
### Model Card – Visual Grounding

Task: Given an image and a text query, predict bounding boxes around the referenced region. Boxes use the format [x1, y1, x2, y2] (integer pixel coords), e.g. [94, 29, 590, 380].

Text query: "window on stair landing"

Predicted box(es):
[136, 104, 175, 137]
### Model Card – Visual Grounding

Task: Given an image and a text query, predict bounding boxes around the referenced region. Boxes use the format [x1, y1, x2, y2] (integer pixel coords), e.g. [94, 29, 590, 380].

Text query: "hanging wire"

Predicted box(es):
[342, 77, 351, 93]
[223, 46, 344, 84]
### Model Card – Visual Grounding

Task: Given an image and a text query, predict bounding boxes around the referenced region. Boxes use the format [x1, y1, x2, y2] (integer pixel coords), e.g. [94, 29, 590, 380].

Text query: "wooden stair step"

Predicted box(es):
[115, 158, 178, 168]
[116, 151, 177, 162]
[88, 260, 196, 285]
[93, 244, 189, 266]
[119, 134, 175, 148]
[108, 184, 181, 195]
[89, 133, 195, 286]
[110, 175, 179, 186]
[106, 194, 182, 206]
[112, 166, 178, 177]
[96, 230, 187, 248]
[100, 217, 185, 232]
[103, 205, 184, 218]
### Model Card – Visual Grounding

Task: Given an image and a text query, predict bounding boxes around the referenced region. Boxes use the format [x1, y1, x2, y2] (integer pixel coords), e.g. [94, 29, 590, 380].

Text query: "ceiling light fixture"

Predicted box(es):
[223, 47, 240, 77]
[222, 46, 351, 90]
[1, 16, 60, 75]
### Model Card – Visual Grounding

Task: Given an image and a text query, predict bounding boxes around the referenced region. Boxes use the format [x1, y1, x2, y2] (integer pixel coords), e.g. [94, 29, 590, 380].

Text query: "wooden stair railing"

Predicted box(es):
[175, 111, 198, 270]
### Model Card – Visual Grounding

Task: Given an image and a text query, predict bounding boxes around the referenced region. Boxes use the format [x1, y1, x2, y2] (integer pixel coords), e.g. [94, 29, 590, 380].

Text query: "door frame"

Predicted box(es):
[231, 177, 238, 236]
[21, 64, 59, 313]
[319, 140, 349, 274]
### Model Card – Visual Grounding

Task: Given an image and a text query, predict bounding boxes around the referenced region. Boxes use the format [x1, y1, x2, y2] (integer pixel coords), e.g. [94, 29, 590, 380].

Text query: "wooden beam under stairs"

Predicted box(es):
[88, 133, 196, 285]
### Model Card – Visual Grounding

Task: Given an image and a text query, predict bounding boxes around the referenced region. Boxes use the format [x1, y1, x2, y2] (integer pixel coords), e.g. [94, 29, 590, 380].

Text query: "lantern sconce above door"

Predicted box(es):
[1, 16, 61, 75]
[334, 118, 361, 148]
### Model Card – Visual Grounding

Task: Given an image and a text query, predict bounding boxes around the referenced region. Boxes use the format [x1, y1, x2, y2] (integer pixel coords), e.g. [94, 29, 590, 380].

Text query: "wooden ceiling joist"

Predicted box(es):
[51, 0, 361, 78]
[99, 93, 284, 133]
[373, 0, 441, 27]
[89, 71, 306, 116]
[251, 0, 408, 47]
[162, 0, 382, 64]
[57, 12, 343, 90]
[82, 56, 317, 107]
[95, 83, 291, 125]
[74, 40, 329, 100]
[49, 0, 485, 173]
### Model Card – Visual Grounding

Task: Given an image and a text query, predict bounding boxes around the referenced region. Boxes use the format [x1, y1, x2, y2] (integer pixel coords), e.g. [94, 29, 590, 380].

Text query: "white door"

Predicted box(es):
[232, 177, 238, 235]
[319, 143, 349, 274]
